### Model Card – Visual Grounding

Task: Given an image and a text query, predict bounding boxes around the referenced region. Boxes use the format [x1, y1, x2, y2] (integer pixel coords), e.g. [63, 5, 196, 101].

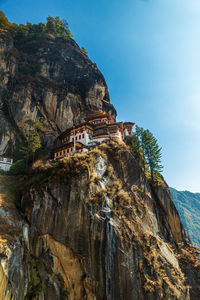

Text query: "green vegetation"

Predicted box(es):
[0, 11, 72, 45]
[170, 187, 200, 248]
[131, 135, 147, 171]
[7, 120, 45, 176]
[134, 125, 163, 182]
[9, 159, 26, 175]
[33, 63, 42, 74]
[81, 47, 88, 56]
[19, 65, 29, 75]
[19, 63, 42, 75]
[25, 261, 42, 299]
[20, 120, 45, 166]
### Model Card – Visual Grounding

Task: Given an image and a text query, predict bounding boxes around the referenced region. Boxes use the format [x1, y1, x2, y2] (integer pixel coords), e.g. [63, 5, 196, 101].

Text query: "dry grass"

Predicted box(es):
[131, 185, 140, 192]
[117, 190, 132, 206]
[90, 188, 107, 203]
[177, 243, 200, 268]
[105, 165, 113, 177]
[32, 159, 52, 171]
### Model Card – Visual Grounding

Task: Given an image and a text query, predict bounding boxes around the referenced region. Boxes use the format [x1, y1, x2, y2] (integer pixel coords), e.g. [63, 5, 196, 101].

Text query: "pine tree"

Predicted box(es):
[131, 135, 145, 170]
[0, 10, 11, 30]
[46, 16, 56, 34]
[20, 120, 45, 166]
[135, 125, 163, 181]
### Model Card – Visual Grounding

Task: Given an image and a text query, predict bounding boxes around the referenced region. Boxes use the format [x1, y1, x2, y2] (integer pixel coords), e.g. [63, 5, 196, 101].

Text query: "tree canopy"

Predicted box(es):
[20, 120, 45, 166]
[0, 11, 72, 44]
[134, 125, 163, 181]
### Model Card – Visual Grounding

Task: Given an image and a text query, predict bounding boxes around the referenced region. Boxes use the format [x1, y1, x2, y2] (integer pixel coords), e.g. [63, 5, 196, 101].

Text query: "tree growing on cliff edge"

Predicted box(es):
[20, 120, 45, 166]
[134, 125, 163, 181]
[0, 12, 73, 42]
[81, 47, 88, 56]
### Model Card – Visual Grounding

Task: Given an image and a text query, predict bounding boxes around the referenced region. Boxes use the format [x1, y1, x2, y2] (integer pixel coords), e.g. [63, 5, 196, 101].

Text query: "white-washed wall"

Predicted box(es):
[0, 157, 13, 171]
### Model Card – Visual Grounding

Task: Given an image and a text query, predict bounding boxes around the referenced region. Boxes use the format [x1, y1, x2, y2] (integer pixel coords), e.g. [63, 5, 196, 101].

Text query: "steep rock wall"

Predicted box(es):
[9, 141, 197, 300]
[0, 30, 116, 155]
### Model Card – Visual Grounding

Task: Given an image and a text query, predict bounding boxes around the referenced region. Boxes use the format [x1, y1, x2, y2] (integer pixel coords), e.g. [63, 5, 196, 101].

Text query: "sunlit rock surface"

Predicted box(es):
[0, 30, 116, 156]
[0, 29, 199, 300]
[0, 141, 197, 299]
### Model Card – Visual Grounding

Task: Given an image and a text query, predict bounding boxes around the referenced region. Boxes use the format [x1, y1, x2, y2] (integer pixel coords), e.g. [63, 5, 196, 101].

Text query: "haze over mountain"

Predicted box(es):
[170, 188, 200, 248]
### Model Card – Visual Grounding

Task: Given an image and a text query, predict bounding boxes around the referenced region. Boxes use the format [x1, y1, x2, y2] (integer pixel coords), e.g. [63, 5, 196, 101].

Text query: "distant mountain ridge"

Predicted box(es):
[170, 187, 200, 248]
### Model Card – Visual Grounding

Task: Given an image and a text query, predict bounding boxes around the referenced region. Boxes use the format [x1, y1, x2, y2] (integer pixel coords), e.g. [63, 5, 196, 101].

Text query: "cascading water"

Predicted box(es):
[104, 192, 115, 300]
[95, 156, 116, 299]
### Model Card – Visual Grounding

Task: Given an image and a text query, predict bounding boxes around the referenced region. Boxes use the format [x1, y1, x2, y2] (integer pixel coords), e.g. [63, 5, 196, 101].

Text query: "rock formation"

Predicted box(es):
[0, 29, 116, 156]
[0, 28, 199, 299]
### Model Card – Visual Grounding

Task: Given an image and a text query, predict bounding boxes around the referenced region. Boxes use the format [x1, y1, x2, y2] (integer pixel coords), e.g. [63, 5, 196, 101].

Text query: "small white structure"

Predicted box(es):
[0, 157, 13, 172]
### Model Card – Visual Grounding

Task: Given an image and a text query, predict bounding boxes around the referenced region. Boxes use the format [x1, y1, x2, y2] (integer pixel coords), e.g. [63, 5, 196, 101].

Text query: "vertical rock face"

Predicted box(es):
[0, 30, 199, 300]
[0, 30, 116, 155]
[8, 141, 196, 300]
[0, 176, 28, 299]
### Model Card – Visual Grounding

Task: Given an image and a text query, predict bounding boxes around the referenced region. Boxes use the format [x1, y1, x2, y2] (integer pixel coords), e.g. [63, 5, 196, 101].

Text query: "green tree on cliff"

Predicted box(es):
[0, 12, 73, 42]
[81, 47, 88, 56]
[21, 120, 45, 165]
[0, 10, 11, 30]
[135, 125, 163, 181]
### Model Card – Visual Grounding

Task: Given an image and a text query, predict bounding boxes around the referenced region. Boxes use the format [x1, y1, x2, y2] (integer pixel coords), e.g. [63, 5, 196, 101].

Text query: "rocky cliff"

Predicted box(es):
[0, 27, 199, 300]
[0, 141, 199, 299]
[0, 29, 116, 156]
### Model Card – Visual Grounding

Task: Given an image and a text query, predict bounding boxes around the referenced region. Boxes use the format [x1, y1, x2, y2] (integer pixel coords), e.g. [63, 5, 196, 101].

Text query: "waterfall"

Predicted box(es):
[96, 156, 116, 299]
[104, 194, 115, 300]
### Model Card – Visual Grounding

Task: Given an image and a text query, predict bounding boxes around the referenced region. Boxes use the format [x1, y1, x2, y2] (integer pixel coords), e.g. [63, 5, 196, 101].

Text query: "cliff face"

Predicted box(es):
[0, 30, 116, 155]
[0, 29, 199, 300]
[0, 141, 199, 300]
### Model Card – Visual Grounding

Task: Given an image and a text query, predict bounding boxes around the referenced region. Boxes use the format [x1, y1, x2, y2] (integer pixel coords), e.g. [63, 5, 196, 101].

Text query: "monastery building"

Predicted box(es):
[53, 111, 134, 159]
[0, 157, 13, 172]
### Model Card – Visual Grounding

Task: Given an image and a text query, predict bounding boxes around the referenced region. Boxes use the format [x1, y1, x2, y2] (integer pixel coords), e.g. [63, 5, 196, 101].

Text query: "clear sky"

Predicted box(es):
[1, 0, 200, 192]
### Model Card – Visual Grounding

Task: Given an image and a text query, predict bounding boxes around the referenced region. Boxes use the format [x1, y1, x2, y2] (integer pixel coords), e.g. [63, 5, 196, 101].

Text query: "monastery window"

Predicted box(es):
[82, 134, 84, 138]
[60, 152, 62, 155]
[75, 137, 77, 141]
[78, 135, 81, 139]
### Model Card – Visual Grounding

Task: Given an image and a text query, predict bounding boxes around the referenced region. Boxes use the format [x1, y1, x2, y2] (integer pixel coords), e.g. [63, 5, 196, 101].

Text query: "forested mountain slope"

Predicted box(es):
[170, 187, 200, 248]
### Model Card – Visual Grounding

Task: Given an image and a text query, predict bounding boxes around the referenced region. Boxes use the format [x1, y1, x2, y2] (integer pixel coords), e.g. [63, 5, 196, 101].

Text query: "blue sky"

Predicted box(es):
[1, 0, 200, 192]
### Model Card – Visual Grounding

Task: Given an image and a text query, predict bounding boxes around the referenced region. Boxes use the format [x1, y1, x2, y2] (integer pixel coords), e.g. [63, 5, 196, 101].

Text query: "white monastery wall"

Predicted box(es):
[0, 157, 13, 171]
[124, 128, 130, 137]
